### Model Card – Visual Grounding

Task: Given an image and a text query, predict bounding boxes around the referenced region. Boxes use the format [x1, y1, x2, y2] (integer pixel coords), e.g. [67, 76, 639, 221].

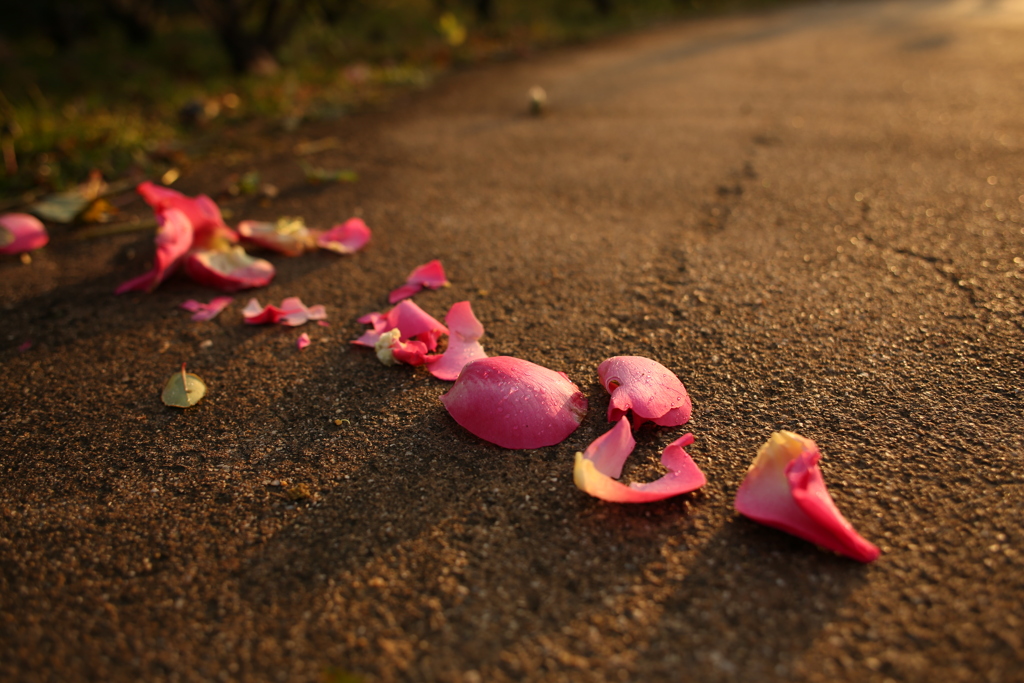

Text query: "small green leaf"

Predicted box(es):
[162, 364, 207, 408]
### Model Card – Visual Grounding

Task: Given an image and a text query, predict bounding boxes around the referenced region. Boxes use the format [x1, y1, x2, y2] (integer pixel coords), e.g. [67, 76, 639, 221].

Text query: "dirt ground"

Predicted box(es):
[2, 0, 1024, 681]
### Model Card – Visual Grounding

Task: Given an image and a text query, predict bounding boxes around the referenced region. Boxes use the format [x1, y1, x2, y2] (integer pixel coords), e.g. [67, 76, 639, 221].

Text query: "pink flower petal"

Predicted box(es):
[180, 296, 233, 321]
[316, 217, 371, 254]
[375, 330, 440, 366]
[388, 259, 450, 303]
[238, 218, 314, 256]
[243, 297, 326, 326]
[734, 431, 881, 563]
[116, 208, 194, 294]
[440, 356, 588, 449]
[297, 333, 311, 350]
[430, 301, 487, 381]
[0, 213, 49, 254]
[183, 246, 275, 292]
[17, 340, 33, 352]
[573, 417, 706, 503]
[598, 356, 692, 429]
[352, 300, 448, 350]
[137, 181, 238, 247]
[317, 320, 331, 327]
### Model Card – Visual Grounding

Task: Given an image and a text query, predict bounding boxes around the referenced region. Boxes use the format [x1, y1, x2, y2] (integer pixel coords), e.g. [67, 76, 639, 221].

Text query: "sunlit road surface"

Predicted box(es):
[2, 1, 1023, 681]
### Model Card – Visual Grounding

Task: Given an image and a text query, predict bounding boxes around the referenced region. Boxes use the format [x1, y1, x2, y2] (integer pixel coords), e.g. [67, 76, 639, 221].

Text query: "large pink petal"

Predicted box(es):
[598, 356, 692, 428]
[238, 219, 314, 256]
[115, 208, 193, 294]
[137, 181, 237, 247]
[734, 431, 880, 563]
[0, 213, 49, 254]
[180, 296, 233, 321]
[430, 301, 488, 381]
[440, 356, 587, 449]
[574, 418, 705, 503]
[316, 218, 371, 254]
[183, 246, 274, 292]
[388, 259, 450, 303]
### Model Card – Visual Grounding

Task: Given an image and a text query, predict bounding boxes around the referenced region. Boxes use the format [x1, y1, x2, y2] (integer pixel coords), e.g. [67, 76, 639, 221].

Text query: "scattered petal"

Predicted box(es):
[0, 213, 49, 255]
[317, 320, 331, 327]
[353, 299, 448, 350]
[297, 333, 311, 350]
[440, 356, 588, 449]
[183, 246, 275, 291]
[17, 340, 32, 352]
[180, 296, 233, 321]
[430, 301, 487, 381]
[598, 356, 692, 428]
[243, 296, 326, 326]
[115, 208, 193, 294]
[574, 418, 706, 503]
[374, 328, 439, 367]
[316, 217, 371, 254]
[238, 217, 315, 256]
[162, 363, 207, 408]
[388, 259, 450, 303]
[136, 180, 238, 246]
[734, 431, 881, 563]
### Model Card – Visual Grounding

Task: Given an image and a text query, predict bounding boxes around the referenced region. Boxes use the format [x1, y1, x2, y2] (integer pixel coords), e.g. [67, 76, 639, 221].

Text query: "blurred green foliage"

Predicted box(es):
[0, 0, 787, 200]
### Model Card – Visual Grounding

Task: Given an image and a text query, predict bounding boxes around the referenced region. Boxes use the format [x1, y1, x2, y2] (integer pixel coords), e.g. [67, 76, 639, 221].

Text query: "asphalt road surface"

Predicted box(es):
[2, 0, 1023, 681]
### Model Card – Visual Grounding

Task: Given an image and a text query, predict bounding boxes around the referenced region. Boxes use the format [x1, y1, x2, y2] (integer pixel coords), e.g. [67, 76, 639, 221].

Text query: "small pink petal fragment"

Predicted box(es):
[375, 329, 439, 366]
[352, 299, 448, 350]
[116, 208, 194, 294]
[574, 418, 706, 503]
[238, 218, 314, 256]
[137, 181, 237, 247]
[180, 296, 233, 321]
[243, 297, 326, 326]
[297, 333, 311, 350]
[183, 246, 275, 292]
[598, 356, 692, 429]
[734, 431, 881, 563]
[430, 301, 488, 381]
[317, 320, 331, 327]
[440, 356, 587, 449]
[17, 340, 33, 352]
[0, 213, 49, 254]
[316, 217, 371, 254]
[388, 259, 450, 303]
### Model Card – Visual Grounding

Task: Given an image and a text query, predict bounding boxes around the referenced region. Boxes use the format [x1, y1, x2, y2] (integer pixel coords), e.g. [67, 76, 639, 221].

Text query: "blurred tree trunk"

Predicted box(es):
[192, 0, 309, 74]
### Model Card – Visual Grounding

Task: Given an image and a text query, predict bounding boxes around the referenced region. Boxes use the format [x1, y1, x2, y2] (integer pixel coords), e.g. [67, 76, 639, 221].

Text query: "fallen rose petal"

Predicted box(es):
[162, 363, 207, 408]
[243, 297, 326, 326]
[430, 301, 487, 381]
[183, 246, 275, 292]
[573, 417, 706, 503]
[734, 431, 881, 563]
[137, 181, 237, 246]
[316, 217, 371, 254]
[116, 208, 193, 294]
[374, 328, 438, 366]
[388, 259, 450, 303]
[0, 213, 49, 254]
[317, 320, 331, 327]
[297, 333, 311, 350]
[440, 356, 587, 449]
[238, 217, 314, 256]
[598, 356, 692, 429]
[17, 340, 32, 352]
[180, 296, 233, 321]
[353, 300, 448, 349]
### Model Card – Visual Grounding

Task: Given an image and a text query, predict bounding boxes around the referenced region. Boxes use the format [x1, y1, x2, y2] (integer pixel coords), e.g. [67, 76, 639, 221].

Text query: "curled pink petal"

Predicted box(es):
[440, 356, 587, 449]
[0, 213, 49, 254]
[388, 259, 450, 303]
[352, 300, 448, 350]
[598, 356, 692, 429]
[430, 301, 488, 381]
[238, 218, 314, 256]
[137, 181, 237, 247]
[375, 330, 440, 366]
[317, 320, 331, 327]
[734, 431, 881, 563]
[297, 333, 311, 350]
[183, 246, 275, 292]
[243, 297, 326, 326]
[316, 217, 371, 254]
[574, 418, 705, 503]
[116, 208, 193, 294]
[180, 296, 233, 321]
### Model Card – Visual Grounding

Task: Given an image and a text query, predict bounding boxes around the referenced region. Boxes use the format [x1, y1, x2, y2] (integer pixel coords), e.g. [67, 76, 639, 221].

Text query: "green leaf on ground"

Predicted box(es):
[162, 364, 207, 408]
[300, 162, 358, 184]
